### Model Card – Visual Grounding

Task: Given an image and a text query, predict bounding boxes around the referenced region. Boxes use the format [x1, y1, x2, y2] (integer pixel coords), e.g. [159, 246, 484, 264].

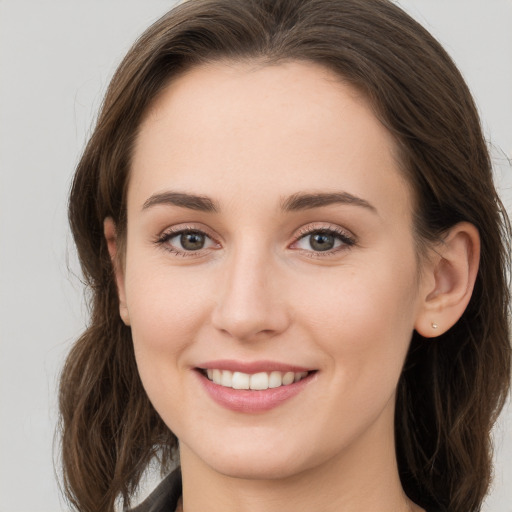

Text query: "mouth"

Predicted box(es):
[194, 360, 318, 412]
[197, 368, 312, 390]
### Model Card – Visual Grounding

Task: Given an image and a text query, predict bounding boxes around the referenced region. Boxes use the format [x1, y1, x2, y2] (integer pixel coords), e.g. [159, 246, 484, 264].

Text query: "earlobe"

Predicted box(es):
[104, 217, 131, 326]
[415, 222, 480, 338]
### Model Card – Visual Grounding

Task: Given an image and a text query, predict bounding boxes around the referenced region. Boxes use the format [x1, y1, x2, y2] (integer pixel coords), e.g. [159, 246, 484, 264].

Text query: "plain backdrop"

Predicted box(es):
[0, 1, 511, 511]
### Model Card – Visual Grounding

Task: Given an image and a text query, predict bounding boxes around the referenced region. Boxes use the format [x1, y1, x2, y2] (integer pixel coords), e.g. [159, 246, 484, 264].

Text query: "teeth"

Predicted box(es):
[282, 372, 295, 385]
[232, 371, 250, 389]
[221, 370, 233, 387]
[250, 372, 268, 390]
[212, 369, 222, 385]
[268, 371, 283, 388]
[204, 369, 309, 390]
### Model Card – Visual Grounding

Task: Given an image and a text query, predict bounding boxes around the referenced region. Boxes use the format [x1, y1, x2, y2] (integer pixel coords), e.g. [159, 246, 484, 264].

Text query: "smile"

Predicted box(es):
[195, 362, 317, 412]
[202, 369, 310, 390]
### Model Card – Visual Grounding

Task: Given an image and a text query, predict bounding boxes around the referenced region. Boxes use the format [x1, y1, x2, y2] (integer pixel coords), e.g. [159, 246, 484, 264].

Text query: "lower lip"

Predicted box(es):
[196, 370, 316, 413]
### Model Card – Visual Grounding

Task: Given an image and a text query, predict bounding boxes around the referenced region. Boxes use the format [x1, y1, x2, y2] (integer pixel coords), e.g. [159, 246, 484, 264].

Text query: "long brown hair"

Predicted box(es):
[59, 1, 511, 511]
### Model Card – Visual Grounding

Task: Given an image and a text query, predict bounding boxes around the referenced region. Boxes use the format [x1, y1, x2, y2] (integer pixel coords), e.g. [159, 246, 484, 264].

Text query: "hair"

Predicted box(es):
[59, 1, 512, 511]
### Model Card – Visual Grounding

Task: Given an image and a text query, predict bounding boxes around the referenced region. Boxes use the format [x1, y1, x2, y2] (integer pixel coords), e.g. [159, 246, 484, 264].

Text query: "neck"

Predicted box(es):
[179, 406, 423, 512]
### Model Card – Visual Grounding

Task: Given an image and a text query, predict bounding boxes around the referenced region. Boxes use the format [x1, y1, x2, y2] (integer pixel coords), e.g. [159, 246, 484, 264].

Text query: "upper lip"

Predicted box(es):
[196, 359, 314, 374]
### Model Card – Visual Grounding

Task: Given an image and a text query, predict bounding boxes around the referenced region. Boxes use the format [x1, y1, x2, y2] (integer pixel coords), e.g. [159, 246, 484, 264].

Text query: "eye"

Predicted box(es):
[291, 226, 355, 255]
[301, 231, 338, 252]
[156, 227, 219, 256]
[175, 231, 208, 251]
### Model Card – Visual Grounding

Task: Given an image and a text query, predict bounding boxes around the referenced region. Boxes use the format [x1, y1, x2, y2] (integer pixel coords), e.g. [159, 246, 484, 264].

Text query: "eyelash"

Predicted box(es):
[154, 224, 356, 258]
[292, 224, 356, 258]
[155, 225, 220, 258]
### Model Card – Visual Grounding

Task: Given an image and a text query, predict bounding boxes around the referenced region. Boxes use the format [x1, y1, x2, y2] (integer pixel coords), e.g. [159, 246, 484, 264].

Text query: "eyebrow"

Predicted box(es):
[281, 192, 377, 213]
[142, 192, 219, 212]
[141, 190, 376, 214]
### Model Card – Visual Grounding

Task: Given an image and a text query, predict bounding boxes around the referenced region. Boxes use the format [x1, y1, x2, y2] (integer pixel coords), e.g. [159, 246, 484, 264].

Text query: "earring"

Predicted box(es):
[431, 322, 438, 330]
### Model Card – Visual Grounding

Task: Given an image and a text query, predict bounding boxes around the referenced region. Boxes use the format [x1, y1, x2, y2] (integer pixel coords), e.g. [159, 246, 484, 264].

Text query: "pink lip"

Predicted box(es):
[194, 368, 317, 413]
[196, 359, 313, 374]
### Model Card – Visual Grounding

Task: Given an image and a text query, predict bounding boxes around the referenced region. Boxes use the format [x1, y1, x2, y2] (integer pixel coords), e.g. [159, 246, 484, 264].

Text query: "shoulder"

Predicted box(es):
[126, 468, 182, 512]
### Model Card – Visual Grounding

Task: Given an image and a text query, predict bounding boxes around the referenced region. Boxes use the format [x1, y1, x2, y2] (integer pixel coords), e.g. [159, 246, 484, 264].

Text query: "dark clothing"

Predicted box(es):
[127, 469, 182, 512]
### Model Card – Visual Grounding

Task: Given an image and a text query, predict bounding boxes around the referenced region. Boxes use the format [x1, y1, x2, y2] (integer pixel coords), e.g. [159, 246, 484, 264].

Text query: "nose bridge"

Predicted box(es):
[212, 237, 289, 340]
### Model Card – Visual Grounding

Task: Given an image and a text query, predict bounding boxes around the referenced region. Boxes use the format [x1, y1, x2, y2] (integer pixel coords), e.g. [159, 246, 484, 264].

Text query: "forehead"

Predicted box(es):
[130, 60, 412, 219]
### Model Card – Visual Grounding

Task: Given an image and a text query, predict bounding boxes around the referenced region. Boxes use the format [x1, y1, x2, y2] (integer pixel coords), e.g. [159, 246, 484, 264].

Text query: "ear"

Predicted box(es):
[104, 217, 130, 326]
[415, 222, 480, 338]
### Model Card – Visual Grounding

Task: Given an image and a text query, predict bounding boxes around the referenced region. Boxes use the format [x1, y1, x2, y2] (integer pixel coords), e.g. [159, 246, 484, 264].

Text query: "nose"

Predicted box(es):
[211, 244, 291, 341]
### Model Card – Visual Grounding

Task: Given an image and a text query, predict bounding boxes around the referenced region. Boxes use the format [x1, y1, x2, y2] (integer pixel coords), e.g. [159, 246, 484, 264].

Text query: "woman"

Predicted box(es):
[59, 1, 511, 511]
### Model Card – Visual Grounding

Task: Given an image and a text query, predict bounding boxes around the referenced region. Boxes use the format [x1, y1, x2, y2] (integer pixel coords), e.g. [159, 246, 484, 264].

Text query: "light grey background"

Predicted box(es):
[0, 1, 510, 511]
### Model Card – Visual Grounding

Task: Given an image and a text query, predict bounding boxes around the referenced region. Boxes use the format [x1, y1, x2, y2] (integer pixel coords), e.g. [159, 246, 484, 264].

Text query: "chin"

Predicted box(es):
[186, 430, 327, 482]
[205, 452, 309, 481]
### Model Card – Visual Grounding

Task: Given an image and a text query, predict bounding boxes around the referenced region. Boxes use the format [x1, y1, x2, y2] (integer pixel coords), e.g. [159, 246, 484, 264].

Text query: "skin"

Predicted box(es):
[105, 60, 479, 512]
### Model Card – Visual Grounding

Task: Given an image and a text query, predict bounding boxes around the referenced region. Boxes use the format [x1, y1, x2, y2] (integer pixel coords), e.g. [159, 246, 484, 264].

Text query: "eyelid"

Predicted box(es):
[155, 223, 221, 257]
[294, 222, 355, 240]
[289, 222, 356, 256]
[153, 221, 356, 258]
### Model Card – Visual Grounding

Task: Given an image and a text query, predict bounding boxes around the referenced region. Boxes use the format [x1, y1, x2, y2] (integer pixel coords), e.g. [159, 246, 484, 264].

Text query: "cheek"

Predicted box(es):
[123, 265, 217, 435]
[124, 263, 211, 374]
[297, 257, 419, 382]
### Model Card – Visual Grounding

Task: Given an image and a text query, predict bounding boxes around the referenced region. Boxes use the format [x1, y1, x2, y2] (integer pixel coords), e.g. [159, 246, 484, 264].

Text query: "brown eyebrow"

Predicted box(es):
[142, 192, 219, 213]
[281, 192, 377, 213]
[141, 190, 376, 214]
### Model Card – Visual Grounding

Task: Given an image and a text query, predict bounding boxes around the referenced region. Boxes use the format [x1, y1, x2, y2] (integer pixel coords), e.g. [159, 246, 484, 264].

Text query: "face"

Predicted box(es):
[115, 60, 431, 480]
